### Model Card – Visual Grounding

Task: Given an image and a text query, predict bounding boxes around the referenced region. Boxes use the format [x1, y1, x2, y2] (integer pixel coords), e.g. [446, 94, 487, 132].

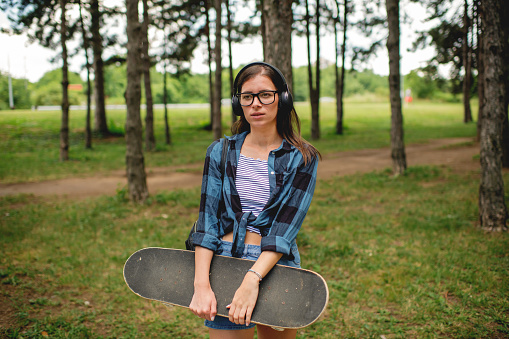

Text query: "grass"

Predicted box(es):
[2, 99, 507, 338]
[0, 101, 477, 183]
[1, 167, 507, 338]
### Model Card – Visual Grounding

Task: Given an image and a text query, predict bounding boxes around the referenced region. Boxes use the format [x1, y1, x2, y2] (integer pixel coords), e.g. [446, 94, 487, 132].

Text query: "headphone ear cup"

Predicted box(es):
[231, 95, 243, 116]
[278, 89, 293, 115]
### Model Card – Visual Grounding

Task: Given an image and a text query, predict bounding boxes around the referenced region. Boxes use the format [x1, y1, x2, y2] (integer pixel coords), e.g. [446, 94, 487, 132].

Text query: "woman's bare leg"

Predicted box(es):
[209, 328, 255, 339]
[257, 325, 297, 339]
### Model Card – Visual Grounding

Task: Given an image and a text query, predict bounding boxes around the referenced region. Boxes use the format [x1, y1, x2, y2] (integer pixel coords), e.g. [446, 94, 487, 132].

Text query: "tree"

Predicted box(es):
[151, 0, 204, 140]
[501, 0, 509, 168]
[261, 0, 293, 90]
[161, 30, 172, 145]
[462, 0, 472, 123]
[141, 0, 155, 151]
[205, 0, 215, 129]
[78, 0, 92, 149]
[413, 0, 475, 123]
[333, 0, 348, 135]
[304, 0, 320, 140]
[386, 0, 406, 175]
[226, 0, 236, 125]
[1, 0, 78, 159]
[212, 0, 222, 140]
[59, 0, 70, 161]
[125, 0, 149, 203]
[478, 0, 508, 231]
[475, 0, 484, 140]
[89, 0, 110, 136]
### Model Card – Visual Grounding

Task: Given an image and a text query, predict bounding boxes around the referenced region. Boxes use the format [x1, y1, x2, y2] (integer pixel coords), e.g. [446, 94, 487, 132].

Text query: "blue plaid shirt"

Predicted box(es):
[192, 131, 318, 260]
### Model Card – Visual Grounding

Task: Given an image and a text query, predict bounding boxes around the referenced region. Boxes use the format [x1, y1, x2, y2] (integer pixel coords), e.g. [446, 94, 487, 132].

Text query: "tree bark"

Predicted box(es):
[142, 0, 155, 151]
[500, 0, 509, 168]
[60, 0, 70, 161]
[79, 0, 92, 149]
[478, 0, 507, 231]
[125, 0, 148, 203]
[386, 0, 406, 175]
[261, 0, 293, 90]
[462, 0, 473, 123]
[212, 0, 222, 140]
[90, 0, 109, 136]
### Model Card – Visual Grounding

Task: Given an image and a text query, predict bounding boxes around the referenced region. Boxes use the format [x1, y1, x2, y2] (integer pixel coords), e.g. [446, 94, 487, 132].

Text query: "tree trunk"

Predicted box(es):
[500, 0, 509, 168]
[212, 0, 222, 140]
[334, 5, 340, 134]
[305, 0, 319, 140]
[163, 32, 171, 145]
[462, 0, 473, 123]
[125, 0, 148, 203]
[312, 0, 321, 140]
[205, 0, 214, 130]
[478, 0, 508, 231]
[90, 0, 109, 136]
[335, 0, 347, 135]
[476, 0, 484, 141]
[386, 0, 406, 175]
[60, 0, 70, 161]
[226, 0, 236, 125]
[261, 0, 293, 90]
[79, 0, 92, 149]
[142, 0, 155, 151]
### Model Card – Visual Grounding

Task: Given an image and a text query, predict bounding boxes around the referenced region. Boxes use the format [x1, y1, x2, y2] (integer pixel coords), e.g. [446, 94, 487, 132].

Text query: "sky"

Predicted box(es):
[0, 3, 437, 84]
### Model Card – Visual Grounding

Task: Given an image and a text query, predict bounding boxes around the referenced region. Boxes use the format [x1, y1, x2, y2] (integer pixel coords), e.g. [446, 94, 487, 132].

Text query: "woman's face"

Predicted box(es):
[240, 74, 279, 131]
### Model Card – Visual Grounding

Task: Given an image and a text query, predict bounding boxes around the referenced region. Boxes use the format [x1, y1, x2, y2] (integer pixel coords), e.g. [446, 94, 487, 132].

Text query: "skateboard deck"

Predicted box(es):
[124, 247, 328, 329]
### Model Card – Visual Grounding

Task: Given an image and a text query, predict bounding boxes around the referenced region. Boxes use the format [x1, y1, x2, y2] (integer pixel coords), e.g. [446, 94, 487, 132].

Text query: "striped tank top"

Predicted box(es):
[236, 153, 271, 235]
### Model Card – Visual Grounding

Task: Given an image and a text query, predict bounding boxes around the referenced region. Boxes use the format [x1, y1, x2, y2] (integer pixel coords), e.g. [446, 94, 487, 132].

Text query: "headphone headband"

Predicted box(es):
[232, 61, 289, 95]
[231, 61, 293, 117]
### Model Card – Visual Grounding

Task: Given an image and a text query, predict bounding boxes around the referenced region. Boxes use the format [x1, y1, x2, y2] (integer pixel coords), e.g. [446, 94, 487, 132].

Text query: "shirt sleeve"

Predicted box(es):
[260, 154, 318, 257]
[191, 139, 224, 252]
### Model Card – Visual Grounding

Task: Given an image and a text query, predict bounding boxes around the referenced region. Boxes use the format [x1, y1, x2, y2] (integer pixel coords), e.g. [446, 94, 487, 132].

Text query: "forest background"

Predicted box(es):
[2, 63, 450, 110]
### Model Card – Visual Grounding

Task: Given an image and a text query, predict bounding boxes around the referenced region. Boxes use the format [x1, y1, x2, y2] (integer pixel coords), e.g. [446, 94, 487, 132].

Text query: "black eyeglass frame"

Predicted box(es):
[236, 90, 279, 107]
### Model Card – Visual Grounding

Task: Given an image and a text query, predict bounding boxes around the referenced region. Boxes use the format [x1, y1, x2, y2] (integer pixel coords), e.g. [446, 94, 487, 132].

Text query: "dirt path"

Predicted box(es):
[0, 137, 480, 199]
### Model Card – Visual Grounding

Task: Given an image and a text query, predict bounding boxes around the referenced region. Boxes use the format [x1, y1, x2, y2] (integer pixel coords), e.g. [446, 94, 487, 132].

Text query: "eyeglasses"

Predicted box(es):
[236, 90, 278, 106]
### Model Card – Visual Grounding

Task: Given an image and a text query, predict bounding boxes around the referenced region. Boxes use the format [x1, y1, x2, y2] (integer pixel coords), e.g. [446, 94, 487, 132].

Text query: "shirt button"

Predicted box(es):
[271, 171, 275, 175]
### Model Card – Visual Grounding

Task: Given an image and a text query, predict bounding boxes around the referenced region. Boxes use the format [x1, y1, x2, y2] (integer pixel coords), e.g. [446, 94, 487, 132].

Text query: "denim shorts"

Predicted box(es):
[204, 240, 300, 330]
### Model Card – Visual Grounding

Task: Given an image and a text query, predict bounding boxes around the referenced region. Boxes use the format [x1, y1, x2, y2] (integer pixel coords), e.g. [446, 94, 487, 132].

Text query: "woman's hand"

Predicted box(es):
[189, 284, 217, 321]
[190, 246, 216, 321]
[227, 272, 260, 326]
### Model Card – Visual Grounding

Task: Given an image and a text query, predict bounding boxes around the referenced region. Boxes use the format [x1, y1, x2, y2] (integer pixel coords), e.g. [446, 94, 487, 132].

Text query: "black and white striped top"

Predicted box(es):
[236, 154, 271, 235]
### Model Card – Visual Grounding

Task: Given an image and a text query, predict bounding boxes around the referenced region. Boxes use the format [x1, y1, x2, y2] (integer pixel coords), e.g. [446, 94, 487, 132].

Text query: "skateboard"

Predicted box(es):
[123, 247, 329, 329]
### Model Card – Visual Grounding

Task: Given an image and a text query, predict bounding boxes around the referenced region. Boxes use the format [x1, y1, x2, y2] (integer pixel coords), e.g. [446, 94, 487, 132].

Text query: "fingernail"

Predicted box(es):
[226, 304, 231, 308]
[211, 316, 215, 321]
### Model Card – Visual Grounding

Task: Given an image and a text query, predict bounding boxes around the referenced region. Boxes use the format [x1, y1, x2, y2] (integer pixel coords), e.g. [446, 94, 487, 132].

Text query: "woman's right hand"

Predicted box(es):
[189, 284, 217, 321]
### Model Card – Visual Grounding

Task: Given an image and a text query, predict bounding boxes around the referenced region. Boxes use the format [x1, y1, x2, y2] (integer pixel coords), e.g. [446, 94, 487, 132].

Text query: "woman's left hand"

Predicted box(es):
[227, 272, 260, 326]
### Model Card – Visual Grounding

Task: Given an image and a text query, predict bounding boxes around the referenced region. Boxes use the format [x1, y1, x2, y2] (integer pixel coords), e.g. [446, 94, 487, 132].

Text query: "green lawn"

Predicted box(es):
[0, 101, 477, 183]
[2, 100, 507, 338]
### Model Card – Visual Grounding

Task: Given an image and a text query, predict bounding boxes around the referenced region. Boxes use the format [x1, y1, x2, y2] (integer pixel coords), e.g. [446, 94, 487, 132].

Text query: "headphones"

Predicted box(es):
[231, 62, 293, 117]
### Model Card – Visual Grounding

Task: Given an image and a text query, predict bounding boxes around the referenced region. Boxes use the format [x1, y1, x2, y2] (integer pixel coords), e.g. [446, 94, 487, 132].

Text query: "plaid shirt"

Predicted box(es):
[192, 131, 318, 260]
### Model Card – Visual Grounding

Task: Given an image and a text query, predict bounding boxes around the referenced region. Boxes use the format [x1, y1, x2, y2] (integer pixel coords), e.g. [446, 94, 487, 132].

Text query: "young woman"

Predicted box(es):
[189, 62, 320, 339]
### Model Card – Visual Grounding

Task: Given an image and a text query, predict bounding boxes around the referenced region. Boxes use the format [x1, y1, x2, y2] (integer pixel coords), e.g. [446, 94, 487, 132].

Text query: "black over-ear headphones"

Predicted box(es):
[231, 61, 293, 117]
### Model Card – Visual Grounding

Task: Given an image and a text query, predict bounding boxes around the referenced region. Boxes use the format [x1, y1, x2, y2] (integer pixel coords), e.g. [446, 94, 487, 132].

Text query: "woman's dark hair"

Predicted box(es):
[231, 64, 320, 164]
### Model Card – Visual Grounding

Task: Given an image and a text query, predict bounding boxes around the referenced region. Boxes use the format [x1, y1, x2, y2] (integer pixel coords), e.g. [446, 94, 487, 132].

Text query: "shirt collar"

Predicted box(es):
[226, 131, 295, 153]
